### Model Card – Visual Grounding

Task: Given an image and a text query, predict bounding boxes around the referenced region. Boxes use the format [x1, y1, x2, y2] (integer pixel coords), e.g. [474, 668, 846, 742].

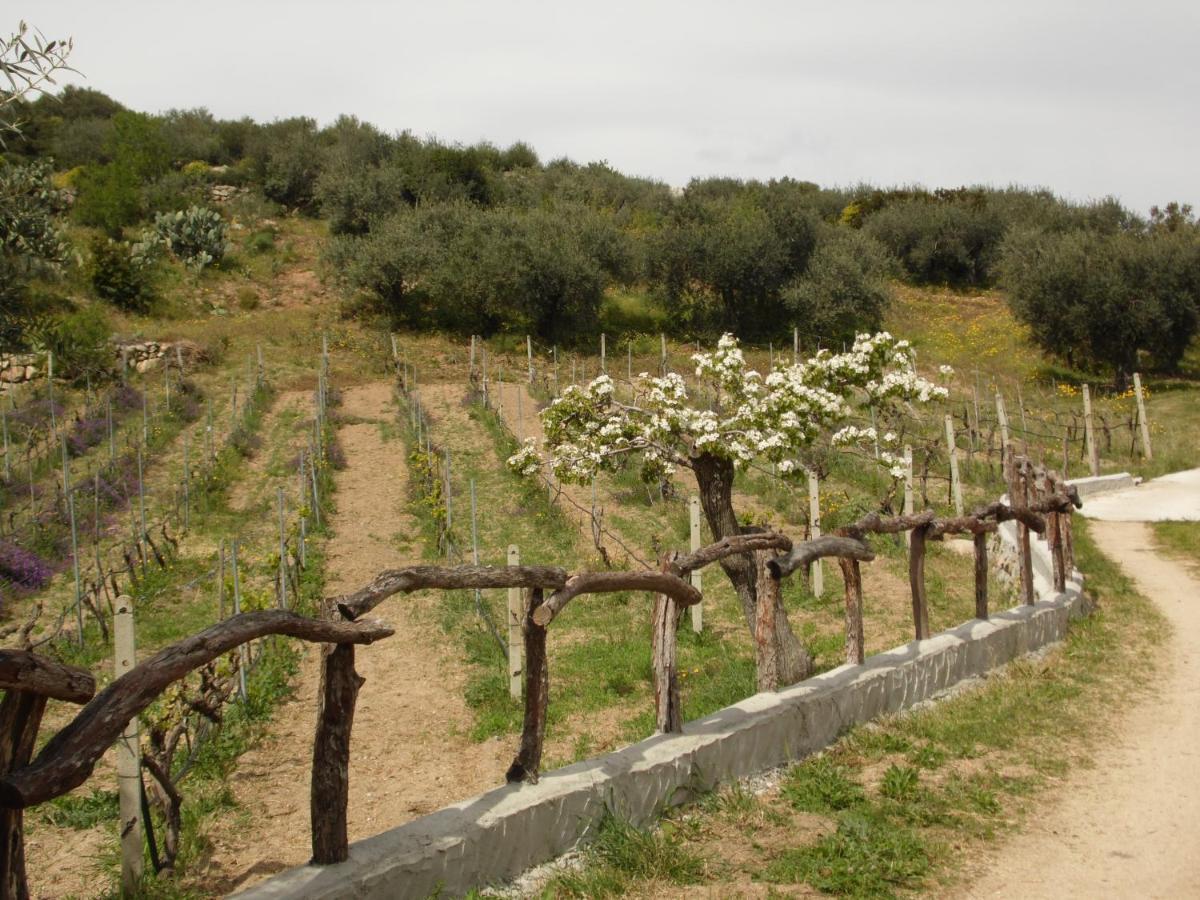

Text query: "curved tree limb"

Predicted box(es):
[672, 532, 792, 575]
[335, 564, 569, 621]
[0, 610, 393, 809]
[533, 571, 702, 627]
[767, 536, 876, 579]
[0, 650, 94, 704]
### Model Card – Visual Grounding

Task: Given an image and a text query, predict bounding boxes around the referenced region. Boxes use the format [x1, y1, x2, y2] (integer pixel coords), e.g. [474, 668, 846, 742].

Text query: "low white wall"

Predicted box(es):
[240, 518, 1086, 899]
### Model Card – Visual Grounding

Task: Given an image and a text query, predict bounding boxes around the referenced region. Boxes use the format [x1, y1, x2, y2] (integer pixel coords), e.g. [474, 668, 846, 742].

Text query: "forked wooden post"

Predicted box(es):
[1009, 452, 1035, 605]
[973, 531, 989, 619]
[651, 553, 683, 733]
[689, 496, 703, 633]
[908, 524, 931, 639]
[1082, 384, 1100, 476]
[808, 470, 823, 597]
[114, 595, 143, 893]
[754, 551, 781, 692]
[310, 623, 364, 864]
[1133, 373, 1153, 460]
[506, 588, 547, 784]
[838, 557, 865, 665]
[507, 546, 522, 699]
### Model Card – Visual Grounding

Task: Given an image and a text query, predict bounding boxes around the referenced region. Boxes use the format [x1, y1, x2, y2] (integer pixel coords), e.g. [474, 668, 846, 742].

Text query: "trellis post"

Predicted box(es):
[689, 495, 703, 633]
[114, 595, 143, 894]
[507, 545, 522, 699]
[995, 392, 1010, 458]
[808, 470, 823, 596]
[903, 445, 914, 547]
[945, 414, 964, 516]
[526, 335, 533, 384]
[1133, 373, 1153, 460]
[1082, 384, 1100, 476]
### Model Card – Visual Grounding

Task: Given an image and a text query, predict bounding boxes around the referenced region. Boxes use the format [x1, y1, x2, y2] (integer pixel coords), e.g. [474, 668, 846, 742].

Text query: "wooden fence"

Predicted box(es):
[0, 416, 1079, 897]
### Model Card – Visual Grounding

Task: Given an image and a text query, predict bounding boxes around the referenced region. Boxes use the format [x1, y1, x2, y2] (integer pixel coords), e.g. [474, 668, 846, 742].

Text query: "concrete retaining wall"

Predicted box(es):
[240, 516, 1086, 899]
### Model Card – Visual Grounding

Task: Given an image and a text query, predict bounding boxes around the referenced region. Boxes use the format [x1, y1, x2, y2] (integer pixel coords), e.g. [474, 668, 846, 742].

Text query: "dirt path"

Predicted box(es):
[963, 520, 1200, 898]
[201, 382, 509, 895]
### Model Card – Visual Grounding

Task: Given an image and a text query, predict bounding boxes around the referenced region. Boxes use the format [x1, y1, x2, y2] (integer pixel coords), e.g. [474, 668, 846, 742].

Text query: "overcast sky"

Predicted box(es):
[25, 1, 1198, 214]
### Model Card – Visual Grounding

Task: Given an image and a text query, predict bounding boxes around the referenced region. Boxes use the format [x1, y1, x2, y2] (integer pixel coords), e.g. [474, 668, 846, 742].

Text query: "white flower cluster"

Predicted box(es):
[514, 332, 951, 486]
[506, 439, 542, 477]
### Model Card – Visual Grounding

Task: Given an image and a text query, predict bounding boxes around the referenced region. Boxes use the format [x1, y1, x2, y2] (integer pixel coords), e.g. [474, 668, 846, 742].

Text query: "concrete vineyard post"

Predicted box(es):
[945, 415, 964, 516]
[443, 448, 453, 557]
[47, 352, 55, 434]
[600, 333, 606, 373]
[218, 541, 226, 620]
[182, 434, 190, 531]
[277, 488, 288, 609]
[69, 494, 83, 646]
[526, 335, 533, 384]
[552, 345, 558, 395]
[232, 540, 248, 701]
[903, 445, 914, 548]
[1082, 384, 1100, 476]
[507, 545, 522, 700]
[660, 333, 667, 375]
[142, 391, 148, 446]
[808, 470, 823, 597]
[137, 445, 147, 547]
[1133, 373, 1153, 460]
[793, 326, 799, 365]
[1, 408, 8, 481]
[995, 392, 1010, 458]
[114, 595, 143, 893]
[689, 495, 703, 633]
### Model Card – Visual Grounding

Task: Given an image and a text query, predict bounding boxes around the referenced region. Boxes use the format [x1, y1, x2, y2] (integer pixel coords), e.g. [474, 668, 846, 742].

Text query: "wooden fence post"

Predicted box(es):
[660, 333, 667, 375]
[1008, 452, 1035, 605]
[0, 684, 47, 899]
[945, 414, 964, 516]
[506, 588, 547, 784]
[808, 470, 823, 597]
[651, 553, 682, 733]
[310, 622, 363, 864]
[114, 595, 143, 893]
[1082, 384, 1100, 476]
[689, 496, 703, 633]
[909, 525, 931, 640]
[507, 545, 522, 700]
[838, 557, 865, 665]
[754, 551, 781, 692]
[1133, 373, 1153, 460]
[973, 531, 989, 619]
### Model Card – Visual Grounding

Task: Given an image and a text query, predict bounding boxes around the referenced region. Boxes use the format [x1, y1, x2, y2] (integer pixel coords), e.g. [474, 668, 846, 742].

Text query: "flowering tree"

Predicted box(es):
[510, 333, 948, 685]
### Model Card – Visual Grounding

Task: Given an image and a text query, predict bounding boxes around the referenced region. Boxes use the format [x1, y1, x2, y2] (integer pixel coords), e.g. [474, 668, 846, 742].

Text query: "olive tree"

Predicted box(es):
[509, 333, 947, 684]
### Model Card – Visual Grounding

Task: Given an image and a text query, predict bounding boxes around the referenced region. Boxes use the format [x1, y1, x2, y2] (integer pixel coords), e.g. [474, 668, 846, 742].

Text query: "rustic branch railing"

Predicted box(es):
[0, 456, 1079, 896]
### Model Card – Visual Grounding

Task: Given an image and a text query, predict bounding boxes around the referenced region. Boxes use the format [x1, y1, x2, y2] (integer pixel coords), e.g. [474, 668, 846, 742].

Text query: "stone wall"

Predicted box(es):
[0, 340, 205, 393]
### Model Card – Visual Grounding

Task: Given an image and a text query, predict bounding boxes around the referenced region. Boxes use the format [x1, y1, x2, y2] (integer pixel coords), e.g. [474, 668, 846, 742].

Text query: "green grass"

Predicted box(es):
[542, 813, 707, 898]
[549, 517, 1167, 898]
[1152, 520, 1200, 568]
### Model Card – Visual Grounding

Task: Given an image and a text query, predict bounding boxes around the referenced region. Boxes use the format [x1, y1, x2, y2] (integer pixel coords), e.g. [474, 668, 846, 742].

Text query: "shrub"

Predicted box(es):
[1000, 226, 1200, 385]
[863, 197, 1005, 287]
[89, 236, 155, 312]
[24, 305, 112, 384]
[0, 540, 53, 591]
[781, 226, 894, 349]
[150, 205, 229, 270]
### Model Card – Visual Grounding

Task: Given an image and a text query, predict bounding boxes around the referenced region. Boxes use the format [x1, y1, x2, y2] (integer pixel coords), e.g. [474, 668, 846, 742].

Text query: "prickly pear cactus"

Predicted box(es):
[152, 205, 229, 270]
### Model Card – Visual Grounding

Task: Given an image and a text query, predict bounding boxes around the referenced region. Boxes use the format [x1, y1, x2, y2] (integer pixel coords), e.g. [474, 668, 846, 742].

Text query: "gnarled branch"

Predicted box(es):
[0, 651, 94, 704]
[0, 610, 393, 809]
[533, 571, 702, 627]
[335, 564, 569, 620]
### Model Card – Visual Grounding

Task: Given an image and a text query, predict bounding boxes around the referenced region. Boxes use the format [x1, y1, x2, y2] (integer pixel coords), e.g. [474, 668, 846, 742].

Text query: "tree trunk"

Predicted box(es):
[0, 690, 46, 900]
[693, 454, 811, 684]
